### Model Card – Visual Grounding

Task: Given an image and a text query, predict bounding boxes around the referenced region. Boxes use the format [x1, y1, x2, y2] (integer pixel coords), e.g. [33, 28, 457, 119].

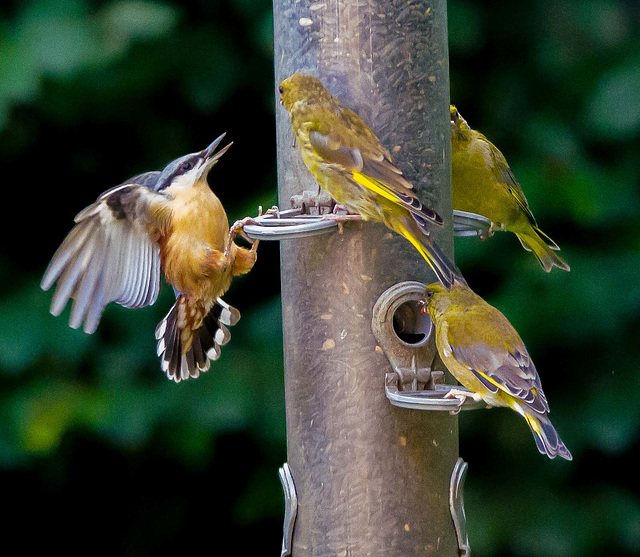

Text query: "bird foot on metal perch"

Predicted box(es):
[240, 208, 339, 241]
[320, 211, 363, 234]
[444, 388, 484, 415]
[225, 214, 261, 257]
[480, 222, 497, 241]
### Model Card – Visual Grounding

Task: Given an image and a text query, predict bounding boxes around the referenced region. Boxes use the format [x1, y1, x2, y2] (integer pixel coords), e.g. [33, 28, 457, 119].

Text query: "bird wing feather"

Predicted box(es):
[446, 309, 549, 414]
[480, 135, 537, 225]
[41, 180, 171, 334]
[308, 128, 443, 228]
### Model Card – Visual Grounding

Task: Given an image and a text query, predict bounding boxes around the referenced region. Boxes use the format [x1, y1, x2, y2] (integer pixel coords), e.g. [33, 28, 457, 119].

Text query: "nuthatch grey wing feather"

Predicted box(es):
[41, 183, 170, 334]
[124, 170, 162, 191]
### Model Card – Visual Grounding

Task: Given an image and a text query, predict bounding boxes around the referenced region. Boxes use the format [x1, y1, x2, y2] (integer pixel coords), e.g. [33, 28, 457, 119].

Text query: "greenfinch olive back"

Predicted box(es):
[279, 73, 460, 289]
[450, 106, 570, 273]
[424, 282, 572, 461]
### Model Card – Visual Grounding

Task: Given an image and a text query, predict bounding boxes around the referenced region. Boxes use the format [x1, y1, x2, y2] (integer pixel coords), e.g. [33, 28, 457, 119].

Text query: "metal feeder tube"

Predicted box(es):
[274, 1, 461, 555]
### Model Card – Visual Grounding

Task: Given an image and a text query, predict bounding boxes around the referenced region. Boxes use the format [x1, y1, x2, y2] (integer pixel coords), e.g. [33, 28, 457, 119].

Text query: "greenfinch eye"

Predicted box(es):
[279, 85, 285, 94]
[421, 290, 434, 312]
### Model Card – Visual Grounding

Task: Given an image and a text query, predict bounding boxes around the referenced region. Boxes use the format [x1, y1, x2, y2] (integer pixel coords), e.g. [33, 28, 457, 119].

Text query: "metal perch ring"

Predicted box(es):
[453, 209, 493, 238]
[243, 208, 338, 241]
[385, 376, 487, 412]
[243, 208, 492, 241]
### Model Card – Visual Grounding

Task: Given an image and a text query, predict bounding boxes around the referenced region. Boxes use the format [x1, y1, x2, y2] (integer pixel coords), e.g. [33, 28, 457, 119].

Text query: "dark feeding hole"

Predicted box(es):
[392, 301, 432, 346]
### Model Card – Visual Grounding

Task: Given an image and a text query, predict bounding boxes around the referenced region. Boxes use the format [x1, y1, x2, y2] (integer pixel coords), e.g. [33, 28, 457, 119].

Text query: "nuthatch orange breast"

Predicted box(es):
[41, 134, 258, 382]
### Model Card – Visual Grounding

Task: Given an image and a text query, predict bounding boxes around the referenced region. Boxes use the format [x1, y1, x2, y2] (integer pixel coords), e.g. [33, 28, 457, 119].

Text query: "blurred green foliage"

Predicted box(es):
[0, 0, 638, 555]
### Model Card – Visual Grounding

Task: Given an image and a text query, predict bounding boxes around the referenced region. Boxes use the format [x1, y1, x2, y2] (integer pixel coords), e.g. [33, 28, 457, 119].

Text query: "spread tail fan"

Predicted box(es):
[155, 296, 240, 383]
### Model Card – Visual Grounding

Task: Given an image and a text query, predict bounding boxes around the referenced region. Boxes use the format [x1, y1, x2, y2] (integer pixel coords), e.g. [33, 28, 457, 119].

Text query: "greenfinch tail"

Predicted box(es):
[392, 219, 459, 288]
[515, 226, 571, 273]
[523, 411, 573, 461]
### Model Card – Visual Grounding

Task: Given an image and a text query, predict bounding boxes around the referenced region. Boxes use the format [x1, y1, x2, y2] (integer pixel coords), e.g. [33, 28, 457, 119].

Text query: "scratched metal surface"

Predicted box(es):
[274, 1, 459, 555]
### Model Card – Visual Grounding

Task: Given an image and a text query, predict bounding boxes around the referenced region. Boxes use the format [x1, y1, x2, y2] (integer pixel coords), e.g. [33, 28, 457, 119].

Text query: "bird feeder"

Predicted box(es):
[266, 0, 476, 555]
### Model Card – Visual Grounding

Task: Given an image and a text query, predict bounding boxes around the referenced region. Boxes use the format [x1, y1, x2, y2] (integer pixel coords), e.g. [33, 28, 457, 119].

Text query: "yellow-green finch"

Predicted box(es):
[450, 105, 570, 273]
[422, 281, 572, 460]
[279, 73, 460, 288]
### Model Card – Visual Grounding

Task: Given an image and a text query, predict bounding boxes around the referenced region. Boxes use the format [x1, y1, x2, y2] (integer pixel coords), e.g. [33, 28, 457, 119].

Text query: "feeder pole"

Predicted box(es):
[273, 1, 460, 555]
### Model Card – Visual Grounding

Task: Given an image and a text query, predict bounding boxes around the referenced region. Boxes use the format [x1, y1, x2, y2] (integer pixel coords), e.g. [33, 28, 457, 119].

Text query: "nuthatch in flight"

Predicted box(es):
[41, 134, 259, 382]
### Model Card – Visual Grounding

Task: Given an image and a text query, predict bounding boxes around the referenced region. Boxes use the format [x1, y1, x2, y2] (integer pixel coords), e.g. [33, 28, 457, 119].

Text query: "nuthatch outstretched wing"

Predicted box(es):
[42, 134, 258, 382]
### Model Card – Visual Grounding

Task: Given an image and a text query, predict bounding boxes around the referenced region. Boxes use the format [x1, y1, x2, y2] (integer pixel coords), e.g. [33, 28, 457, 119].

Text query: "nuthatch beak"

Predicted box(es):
[198, 133, 233, 179]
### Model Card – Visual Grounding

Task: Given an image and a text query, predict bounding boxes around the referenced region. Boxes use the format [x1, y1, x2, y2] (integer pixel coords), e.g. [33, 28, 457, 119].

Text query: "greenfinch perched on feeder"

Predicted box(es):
[422, 281, 572, 461]
[279, 72, 460, 288]
[450, 106, 570, 273]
